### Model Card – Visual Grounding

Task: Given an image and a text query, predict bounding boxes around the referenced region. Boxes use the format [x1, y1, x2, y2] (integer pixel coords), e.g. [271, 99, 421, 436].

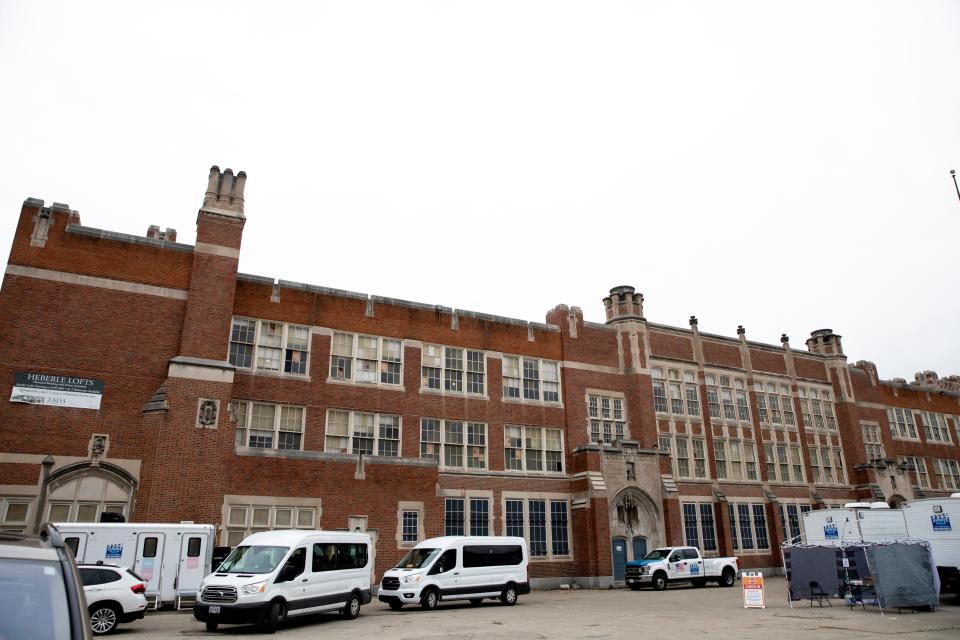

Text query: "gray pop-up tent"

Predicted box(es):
[783, 540, 939, 612]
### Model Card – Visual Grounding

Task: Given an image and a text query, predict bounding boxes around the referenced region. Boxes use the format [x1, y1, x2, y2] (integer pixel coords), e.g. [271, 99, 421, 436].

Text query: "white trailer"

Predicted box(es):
[53, 522, 215, 607]
[802, 503, 908, 545]
[902, 496, 960, 598]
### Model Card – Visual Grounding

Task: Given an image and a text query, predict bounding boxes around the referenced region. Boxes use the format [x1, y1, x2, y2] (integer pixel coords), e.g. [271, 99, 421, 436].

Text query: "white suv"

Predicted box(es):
[78, 564, 148, 635]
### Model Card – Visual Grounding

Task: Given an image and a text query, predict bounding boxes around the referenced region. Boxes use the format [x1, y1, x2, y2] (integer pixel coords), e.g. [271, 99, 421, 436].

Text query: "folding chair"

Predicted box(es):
[809, 581, 832, 607]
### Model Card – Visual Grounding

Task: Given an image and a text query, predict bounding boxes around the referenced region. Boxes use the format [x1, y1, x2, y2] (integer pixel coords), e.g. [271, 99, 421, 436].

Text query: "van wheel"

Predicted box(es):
[469, 598, 483, 605]
[89, 603, 120, 635]
[205, 621, 219, 632]
[388, 600, 403, 611]
[342, 593, 361, 620]
[652, 572, 668, 591]
[720, 568, 736, 587]
[500, 584, 518, 606]
[261, 601, 284, 634]
[420, 588, 439, 610]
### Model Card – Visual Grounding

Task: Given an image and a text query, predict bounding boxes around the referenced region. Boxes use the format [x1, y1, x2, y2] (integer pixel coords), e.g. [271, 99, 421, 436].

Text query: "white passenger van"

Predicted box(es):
[378, 536, 529, 610]
[193, 530, 372, 634]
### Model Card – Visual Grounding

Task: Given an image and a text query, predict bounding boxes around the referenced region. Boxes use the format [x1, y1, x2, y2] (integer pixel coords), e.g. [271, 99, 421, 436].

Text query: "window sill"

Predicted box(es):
[420, 388, 489, 401]
[529, 556, 574, 563]
[656, 412, 703, 422]
[235, 369, 312, 382]
[325, 377, 405, 392]
[501, 397, 564, 409]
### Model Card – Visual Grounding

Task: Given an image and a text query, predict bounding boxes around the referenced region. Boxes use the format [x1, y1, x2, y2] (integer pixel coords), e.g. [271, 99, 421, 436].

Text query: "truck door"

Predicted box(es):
[134, 533, 166, 597]
[176, 533, 208, 596]
[612, 538, 627, 581]
[62, 533, 88, 562]
[668, 550, 687, 579]
[682, 548, 704, 579]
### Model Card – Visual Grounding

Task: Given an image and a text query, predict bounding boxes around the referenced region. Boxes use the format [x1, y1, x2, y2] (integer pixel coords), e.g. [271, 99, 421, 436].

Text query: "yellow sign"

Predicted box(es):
[742, 571, 765, 608]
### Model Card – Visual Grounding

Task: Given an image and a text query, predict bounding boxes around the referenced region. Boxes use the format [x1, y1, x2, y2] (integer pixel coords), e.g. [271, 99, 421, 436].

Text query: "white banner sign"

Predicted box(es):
[10, 372, 104, 410]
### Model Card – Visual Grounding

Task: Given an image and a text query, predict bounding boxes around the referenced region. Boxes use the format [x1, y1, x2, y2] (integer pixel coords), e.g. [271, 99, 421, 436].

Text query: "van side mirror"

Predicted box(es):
[429, 561, 442, 575]
[277, 564, 296, 583]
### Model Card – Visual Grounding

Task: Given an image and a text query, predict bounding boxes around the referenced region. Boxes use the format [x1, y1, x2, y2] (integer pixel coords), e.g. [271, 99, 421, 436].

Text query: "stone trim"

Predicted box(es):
[194, 242, 240, 259]
[5, 265, 188, 300]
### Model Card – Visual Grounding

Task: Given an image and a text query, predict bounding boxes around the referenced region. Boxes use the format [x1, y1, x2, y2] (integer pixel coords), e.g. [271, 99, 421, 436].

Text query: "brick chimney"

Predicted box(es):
[806, 329, 844, 356]
[203, 165, 247, 216]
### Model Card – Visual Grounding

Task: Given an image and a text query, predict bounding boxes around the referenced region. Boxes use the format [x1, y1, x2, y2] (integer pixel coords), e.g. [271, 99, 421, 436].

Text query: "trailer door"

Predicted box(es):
[176, 533, 209, 596]
[62, 532, 88, 562]
[134, 533, 166, 596]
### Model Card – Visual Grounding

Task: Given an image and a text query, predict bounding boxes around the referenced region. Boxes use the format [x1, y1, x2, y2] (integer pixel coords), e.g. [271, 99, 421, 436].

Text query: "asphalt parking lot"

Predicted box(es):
[123, 578, 960, 640]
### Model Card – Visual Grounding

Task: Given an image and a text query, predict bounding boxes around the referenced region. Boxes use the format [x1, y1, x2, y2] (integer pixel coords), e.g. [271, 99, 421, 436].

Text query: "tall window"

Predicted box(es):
[763, 443, 804, 484]
[667, 435, 707, 479]
[887, 407, 919, 440]
[324, 410, 400, 456]
[421, 345, 485, 395]
[419, 419, 487, 469]
[504, 425, 564, 473]
[713, 439, 758, 481]
[681, 503, 718, 553]
[654, 368, 701, 417]
[588, 393, 628, 444]
[230, 318, 310, 375]
[728, 503, 768, 551]
[444, 498, 489, 536]
[861, 423, 885, 461]
[329, 332, 403, 386]
[503, 356, 561, 402]
[706, 375, 749, 422]
[504, 497, 572, 560]
[898, 455, 930, 488]
[401, 511, 419, 543]
[756, 382, 795, 427]
[921, 412, 952, 444]
[232, 401, 304, 451]
[933, 459, 960, 490]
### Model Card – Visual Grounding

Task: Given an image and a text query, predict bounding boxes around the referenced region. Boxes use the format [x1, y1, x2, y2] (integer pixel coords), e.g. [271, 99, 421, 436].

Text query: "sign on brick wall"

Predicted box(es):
[10, 372, 104, 410]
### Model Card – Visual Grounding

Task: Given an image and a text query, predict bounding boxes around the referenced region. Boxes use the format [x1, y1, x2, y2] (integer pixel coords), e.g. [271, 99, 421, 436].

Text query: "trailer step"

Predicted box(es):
[176, 594, 198, 611]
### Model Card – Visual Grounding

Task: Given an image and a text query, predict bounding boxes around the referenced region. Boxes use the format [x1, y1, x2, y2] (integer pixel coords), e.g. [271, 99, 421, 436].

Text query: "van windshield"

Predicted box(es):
[642, 549, 672, 560]
[395, 548, 440, 570]
[218, 546, 290, 574]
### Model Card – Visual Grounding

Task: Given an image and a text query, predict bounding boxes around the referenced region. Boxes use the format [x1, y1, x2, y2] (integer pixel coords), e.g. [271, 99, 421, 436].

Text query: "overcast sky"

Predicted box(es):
[1, 1, 958, 381]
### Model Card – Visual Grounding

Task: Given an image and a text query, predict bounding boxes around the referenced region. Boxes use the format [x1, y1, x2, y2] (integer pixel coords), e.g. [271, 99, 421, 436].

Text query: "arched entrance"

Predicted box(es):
[44, 462, 137, 523]
[609, 487, 661, 580]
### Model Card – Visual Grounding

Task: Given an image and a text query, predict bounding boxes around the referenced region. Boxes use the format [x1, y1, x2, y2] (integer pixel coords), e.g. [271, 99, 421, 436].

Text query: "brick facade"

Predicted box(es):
[1, 169, 959, 585]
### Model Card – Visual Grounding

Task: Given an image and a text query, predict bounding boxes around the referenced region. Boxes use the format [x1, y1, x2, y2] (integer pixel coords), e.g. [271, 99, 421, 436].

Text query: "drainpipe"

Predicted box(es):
[33, 455, 55, 535]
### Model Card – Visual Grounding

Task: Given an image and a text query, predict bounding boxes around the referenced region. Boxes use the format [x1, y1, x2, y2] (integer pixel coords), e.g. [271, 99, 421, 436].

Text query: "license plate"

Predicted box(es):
[209, 606, 221, 614]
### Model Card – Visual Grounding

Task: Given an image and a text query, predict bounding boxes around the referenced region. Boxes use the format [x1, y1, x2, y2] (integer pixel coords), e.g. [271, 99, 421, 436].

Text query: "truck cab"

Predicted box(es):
[624, 546, 738, 591]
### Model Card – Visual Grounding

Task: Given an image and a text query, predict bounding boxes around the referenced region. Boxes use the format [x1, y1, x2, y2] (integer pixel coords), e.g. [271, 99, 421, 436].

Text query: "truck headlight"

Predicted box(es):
[402, 573, 422, 584]
[242, 580, 268, 594]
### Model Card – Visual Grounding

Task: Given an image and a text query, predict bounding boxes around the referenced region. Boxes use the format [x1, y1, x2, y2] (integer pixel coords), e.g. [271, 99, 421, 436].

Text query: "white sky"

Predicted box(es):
[1, 1, 958, 381]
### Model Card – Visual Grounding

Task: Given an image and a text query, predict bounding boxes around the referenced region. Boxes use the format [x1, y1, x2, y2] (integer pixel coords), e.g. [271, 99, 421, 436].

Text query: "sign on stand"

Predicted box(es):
[742, 572, 765, 608]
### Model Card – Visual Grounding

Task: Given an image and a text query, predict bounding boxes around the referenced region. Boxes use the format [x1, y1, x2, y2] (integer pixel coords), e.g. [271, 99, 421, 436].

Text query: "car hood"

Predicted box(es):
[625, 559, 664, 567]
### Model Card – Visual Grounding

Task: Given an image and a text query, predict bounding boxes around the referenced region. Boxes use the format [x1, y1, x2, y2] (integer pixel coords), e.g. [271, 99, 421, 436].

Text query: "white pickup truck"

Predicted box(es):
[624, 546, 739, 591]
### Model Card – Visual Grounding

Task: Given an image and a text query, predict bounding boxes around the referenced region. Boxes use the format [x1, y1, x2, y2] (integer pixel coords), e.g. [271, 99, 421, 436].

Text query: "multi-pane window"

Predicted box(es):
[232, 401, 305, 451]
[504, 425, 564, 473]
[898, 455, 930, 488]
[763, 443, 804, 483]
[681, 503, 718, 553]
[0, 498, 31, 532]
[809, 446, 846, 485]
[654, 368, 701, 417]
[861, 423, 885, 462]
[324, 410, 400, 456]
[229, 318, 310, 375]
[502, 356, 561, 402]
[504, 498, 572, 559]
[330, 332, 403, 386]
[444, 498, 490, 536]
[667, 436, 707, 479]
[706, 375, 748, 422]
[225, 503, 317, 546]
[933, 459, 960, 490]
[921, 412, 952, 444]
[887, 407, 919, 440]
[713, 439, 758, 481]
[419, 419, 488, 469]
[798, 388, 836, 431]
[401, 511, 419, 543]
[421, 345, 485, 395]
[756, 382, 795, 427]
[728, 503, 769, 551]
[588, 394, 627, 444]
[779, 504, 802, 542]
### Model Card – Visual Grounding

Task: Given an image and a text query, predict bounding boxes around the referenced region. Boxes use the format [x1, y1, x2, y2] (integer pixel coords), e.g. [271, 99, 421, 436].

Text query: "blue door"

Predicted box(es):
[632, 536, 647, 561]
[612, 538, 628, 581]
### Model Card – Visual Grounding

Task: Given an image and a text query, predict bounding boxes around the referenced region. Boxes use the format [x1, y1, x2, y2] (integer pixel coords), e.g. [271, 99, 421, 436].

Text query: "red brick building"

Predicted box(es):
[1, 167, 958, 585]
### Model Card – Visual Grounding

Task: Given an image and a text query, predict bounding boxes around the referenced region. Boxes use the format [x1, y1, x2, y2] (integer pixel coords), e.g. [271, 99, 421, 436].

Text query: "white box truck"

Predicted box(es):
[802, 503, 908, 545]
[902, 495, 960, 598]
[54, 522, 215, 608]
